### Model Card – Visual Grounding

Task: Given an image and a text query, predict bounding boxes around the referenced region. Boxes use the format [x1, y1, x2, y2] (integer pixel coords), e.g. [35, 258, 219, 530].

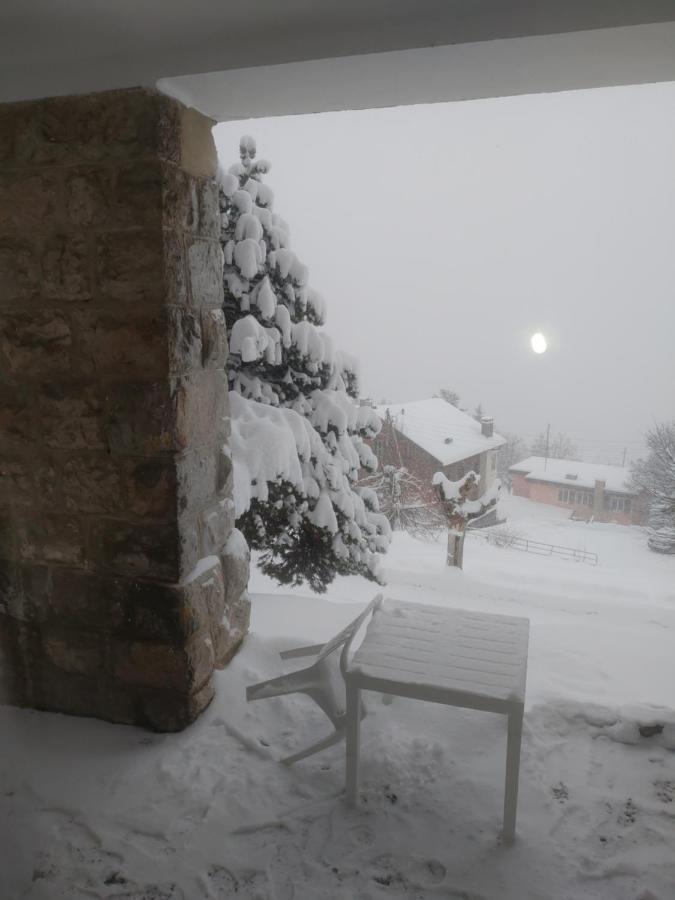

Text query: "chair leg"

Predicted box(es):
[345, 684, 361, 807]
[503, 704, 524, 844]
[281, 728, 344, 765]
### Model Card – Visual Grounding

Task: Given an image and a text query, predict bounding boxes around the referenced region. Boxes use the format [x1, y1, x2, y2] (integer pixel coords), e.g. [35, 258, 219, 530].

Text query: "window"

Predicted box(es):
[559, 487, 592, 505]
[604, 495, 631, 512]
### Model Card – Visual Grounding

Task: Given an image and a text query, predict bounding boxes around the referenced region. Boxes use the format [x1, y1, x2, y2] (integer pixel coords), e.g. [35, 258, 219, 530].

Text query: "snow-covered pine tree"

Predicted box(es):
[218, 136, 391, 592]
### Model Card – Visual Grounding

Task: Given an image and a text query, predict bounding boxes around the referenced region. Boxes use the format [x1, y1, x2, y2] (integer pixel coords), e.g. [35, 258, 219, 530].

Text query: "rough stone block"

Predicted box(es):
[14, 89, 180, 167]
[16, 515, 84, 565]
[122, 579, 209, 644]
[162, 165, 197, 232]
[42, 630, 103, 677]
[64, 162, 164, 230]
[0, 236, 40, 303]
[200, 308, 228, 367]
[200, 498, 236, 557]
[0, 559, 22, 619]
[174, 369, 228, 451]
[140, 675, 215, 732]
[44, 567, 127, 633]
[0, 170, 61, 232]
[221, 528, 251, 607]
[216, 447, 233, 497]
[0, 616, 24, 705]
[105, 380, 175, 455]
[0, 458, 33, 508]
[40, 382, 106, 450]
[180, 106, 217, 179]
[0, 310, 72, 377]
[58, 456, 124, 515]
[33, 663, 101, 718]
[88, 518, 182, 581]
[0, 104, 30, 165]
[96, 231, 164, 304]
[163, 233, 188, 306]
[112, 632, 213, 693]
[42, 233, 92, 301]
[176, 449, 217, 514]
[18, 564, 50, 622]
[72, 308, 167, 379]
[124, 458, 177, 521]
[197, 180, 221, 239]
[187, 239, 224, 307]
[167, 307, 201, 374]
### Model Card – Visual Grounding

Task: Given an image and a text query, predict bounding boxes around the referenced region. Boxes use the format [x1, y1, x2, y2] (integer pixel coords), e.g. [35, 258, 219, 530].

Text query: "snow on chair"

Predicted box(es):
[246, 594, 383, 765]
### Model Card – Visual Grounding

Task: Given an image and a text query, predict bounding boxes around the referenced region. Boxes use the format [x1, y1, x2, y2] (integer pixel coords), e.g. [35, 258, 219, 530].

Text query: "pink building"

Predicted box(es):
[509, 457, 644, 525]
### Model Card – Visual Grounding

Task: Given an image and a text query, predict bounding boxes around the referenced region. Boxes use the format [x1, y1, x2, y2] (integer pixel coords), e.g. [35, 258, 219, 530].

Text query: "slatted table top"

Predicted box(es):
[347, 598, 529, 707]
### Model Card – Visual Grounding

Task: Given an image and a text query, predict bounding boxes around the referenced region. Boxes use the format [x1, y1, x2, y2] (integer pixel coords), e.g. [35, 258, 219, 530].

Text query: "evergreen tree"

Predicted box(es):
[631, 422, 675, 554]
[473, 402, 485, 422]
[219, 136, 390, 591]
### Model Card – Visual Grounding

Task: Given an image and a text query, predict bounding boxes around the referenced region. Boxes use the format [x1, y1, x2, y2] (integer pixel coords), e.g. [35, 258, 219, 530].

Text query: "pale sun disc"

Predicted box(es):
[530, 332, 548, 354]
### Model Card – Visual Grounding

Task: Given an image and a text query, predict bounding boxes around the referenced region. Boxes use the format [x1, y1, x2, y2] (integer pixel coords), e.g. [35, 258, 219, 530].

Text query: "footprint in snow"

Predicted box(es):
[617, 798, 638, 826]
[371, 853, 446, 890]
[206, 865, 239, 896]
[654, 780, 674, 804]
[551, 782, 569, 804]
[323, 822, 375, 864]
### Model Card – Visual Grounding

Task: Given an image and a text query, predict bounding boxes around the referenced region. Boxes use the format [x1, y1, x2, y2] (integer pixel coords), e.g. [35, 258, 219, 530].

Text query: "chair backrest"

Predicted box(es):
[337, 594, 382, 676]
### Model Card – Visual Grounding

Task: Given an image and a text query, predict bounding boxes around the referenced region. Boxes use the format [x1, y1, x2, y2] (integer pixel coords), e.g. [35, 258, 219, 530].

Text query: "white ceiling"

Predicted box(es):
[2, 1, 675, 112]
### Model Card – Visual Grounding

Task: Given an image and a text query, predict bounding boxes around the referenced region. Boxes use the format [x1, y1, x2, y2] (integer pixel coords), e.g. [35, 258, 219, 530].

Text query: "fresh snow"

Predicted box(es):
[2, 495, 674, 899]
[511, 456, 634, 494]
[379, 398, 506, 466]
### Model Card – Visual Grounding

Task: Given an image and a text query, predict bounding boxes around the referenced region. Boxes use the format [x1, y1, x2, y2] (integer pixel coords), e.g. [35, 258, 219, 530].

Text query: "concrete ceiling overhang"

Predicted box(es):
[2, 0, 675, 115]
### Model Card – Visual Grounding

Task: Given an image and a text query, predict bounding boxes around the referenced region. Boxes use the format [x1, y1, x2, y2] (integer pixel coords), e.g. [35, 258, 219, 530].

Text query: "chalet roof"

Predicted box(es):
[377, 398, 505, 467]
[509, 456, 634, 494]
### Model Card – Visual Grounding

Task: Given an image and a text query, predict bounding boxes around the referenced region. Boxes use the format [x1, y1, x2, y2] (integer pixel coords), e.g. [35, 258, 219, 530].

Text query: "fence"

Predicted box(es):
[475, 531, 598, 565]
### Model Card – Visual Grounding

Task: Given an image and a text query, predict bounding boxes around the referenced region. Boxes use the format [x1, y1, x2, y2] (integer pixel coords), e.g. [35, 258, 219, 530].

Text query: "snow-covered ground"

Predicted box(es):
[2, 496, 675, 899]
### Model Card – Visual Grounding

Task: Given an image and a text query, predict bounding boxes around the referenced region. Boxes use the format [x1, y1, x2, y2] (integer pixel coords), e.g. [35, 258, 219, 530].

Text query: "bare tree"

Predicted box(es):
[497, 432, 527, 488]
[530, 431, 578, 460]
[435, 388, 461, 408]
[361, 465, 446, 539]
[630, 422, 675, 554]
[433, 471, 500, 567]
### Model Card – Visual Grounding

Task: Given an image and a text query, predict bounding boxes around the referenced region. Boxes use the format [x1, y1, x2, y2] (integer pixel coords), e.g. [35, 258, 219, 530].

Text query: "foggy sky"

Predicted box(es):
[215, 82, 675, 465]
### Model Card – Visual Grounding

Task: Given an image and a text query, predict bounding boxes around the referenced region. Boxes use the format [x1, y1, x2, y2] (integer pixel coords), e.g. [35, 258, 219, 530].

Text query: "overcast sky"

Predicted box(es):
[215, 81, 675, 465]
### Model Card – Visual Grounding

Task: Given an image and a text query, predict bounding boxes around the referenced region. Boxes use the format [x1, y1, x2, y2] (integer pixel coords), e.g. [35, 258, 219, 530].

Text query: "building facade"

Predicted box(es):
[370, 399, 505, 508]
[509, 457, 644, 525]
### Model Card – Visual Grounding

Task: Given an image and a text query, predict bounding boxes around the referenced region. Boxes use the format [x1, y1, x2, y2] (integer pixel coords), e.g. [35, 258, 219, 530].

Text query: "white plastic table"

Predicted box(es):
[344, 598, 530, 843]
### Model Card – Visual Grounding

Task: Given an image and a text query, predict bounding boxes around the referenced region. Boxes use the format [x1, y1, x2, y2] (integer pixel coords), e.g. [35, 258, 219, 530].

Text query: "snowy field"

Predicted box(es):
[2, 496, 675, 900]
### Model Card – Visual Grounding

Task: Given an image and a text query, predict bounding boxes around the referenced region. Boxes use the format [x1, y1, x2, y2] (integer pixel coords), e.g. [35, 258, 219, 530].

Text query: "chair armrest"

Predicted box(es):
[279, 643, 325, 660]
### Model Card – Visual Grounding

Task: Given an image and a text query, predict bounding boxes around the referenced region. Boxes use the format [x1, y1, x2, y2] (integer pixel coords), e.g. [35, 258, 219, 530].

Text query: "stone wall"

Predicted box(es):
[0, 88, 249, 730]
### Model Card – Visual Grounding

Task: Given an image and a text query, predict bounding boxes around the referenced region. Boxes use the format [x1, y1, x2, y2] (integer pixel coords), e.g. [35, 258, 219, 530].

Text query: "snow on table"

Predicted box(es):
[349, 599, 529, 706]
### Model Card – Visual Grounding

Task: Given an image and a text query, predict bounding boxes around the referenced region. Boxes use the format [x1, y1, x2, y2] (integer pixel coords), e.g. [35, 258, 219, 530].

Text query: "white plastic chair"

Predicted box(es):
[246, 594, 383, 764]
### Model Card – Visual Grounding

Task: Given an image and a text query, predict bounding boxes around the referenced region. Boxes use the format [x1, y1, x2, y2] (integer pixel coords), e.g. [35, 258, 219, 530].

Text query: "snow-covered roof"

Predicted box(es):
[377, 398, 505, 466]
[509, 456, 634, 494]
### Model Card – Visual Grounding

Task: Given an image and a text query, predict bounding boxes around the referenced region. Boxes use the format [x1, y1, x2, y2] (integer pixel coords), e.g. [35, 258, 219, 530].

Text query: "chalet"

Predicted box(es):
[371, 398, 506, 508]
[509, 457, 645, 525]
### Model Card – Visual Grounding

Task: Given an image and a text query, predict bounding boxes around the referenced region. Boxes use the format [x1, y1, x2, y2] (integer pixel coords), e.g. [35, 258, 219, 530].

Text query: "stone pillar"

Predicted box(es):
[0, 88, 249, 730]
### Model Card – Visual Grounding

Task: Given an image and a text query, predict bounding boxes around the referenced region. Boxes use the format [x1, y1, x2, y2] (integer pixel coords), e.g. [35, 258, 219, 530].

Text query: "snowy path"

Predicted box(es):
[2, 496, 675, 899]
